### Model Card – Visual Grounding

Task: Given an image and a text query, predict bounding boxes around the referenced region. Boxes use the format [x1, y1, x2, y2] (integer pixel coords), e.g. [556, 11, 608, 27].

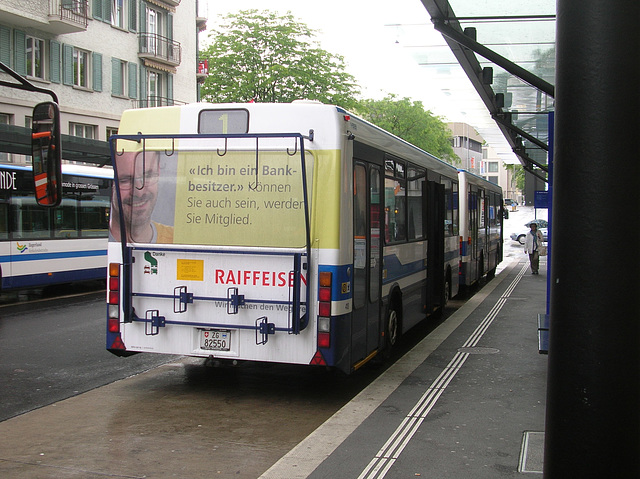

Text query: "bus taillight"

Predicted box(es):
[108, 263, 120, 332]
[318, 271, 332, 348]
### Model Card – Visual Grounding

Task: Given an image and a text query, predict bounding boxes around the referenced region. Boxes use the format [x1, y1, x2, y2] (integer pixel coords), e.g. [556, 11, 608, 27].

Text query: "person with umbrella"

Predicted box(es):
[524, 221, 545, 274]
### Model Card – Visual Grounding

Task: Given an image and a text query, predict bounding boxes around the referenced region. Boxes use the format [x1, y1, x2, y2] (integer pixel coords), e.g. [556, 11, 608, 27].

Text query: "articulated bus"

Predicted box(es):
[458, 169, 503, 286]
[0, 163, 111, 290]
[104, 102, 487, 374]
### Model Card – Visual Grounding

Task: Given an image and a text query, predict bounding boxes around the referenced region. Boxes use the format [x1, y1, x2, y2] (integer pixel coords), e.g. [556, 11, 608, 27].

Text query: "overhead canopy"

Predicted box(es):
[419, 0, 555, 182]
[0, 124, 111, 166]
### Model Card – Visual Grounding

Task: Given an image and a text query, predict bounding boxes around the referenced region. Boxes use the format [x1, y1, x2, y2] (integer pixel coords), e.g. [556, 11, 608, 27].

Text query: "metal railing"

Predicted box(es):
[49, 0, 89, 28]
[138, 33, 181, 66]
[131, 97, 187, 109]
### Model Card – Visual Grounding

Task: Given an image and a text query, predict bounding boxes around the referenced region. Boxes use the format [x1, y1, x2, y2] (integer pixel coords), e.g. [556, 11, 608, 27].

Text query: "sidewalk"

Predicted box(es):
[262, 257, 549, 478]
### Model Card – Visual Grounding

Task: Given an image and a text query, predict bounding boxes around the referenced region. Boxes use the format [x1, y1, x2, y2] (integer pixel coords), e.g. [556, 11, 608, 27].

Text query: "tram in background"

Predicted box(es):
[0, 163, 111, 290]
[458, 169, 503, 286]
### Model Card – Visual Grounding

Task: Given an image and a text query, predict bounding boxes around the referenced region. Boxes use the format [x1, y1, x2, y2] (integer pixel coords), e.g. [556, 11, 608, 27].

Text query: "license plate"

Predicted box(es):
[200, 329, 231, 351]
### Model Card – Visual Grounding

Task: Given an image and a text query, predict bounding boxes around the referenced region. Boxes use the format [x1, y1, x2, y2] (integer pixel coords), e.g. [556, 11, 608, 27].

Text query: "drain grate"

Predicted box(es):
[457, 346, 500, 354]
[518, 431, 544, 473]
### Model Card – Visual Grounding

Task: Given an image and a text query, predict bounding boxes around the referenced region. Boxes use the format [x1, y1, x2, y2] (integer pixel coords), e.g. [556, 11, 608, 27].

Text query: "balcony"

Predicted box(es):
[196, 15, 207, 32]
[196, 59, 208, 83]
[138, 33, 182, 67]
[48, 0, 88, 34]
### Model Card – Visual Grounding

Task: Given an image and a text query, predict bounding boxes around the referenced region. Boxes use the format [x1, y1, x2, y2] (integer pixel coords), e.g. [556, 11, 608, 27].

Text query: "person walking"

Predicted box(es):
[524, 222, 545, 274]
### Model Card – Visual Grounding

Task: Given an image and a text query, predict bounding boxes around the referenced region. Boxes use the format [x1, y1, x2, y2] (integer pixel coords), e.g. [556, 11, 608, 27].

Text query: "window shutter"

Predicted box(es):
[103, 0, 111, 24]
[111, 58, 121, 95]
[129, 0, 137, 32]
[93, 52, 102, 91]
[128, 62, 137, 99]
[49, 40, 61, 83]
[139, 1, 146, 33]
[167, 13, 173, 40]
[0, 26, 10, 66]
[167, 73, 173, 105]
[139, 64, 146, 106]
[62, 44, 74, 85]
[13, 30, 26, 76]
[93, 0, 103, 21]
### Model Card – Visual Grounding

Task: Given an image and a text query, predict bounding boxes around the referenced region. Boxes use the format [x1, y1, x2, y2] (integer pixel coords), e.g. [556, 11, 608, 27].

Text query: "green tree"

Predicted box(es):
[354, 94, 458, 164]
[505, 163, 525, 191]
[201, 10, 360, 107]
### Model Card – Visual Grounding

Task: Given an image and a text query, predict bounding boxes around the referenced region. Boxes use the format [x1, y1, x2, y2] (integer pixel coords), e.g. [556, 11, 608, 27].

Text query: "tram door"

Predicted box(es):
[425, 180, 445, 312]
[352, 163, 382, 363]
[469, 190, 479, 281]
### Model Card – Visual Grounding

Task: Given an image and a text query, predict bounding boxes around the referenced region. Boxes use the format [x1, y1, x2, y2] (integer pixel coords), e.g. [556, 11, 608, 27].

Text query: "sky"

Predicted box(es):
[203, 0, 517, 162]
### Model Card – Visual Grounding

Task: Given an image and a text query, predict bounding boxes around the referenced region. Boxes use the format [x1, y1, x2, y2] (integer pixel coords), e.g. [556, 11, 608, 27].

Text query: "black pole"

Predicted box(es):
[545, 1, 640, 478]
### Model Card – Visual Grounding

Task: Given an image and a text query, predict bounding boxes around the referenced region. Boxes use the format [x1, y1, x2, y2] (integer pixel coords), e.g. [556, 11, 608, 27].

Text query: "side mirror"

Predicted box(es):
[32, 102, 62, 207]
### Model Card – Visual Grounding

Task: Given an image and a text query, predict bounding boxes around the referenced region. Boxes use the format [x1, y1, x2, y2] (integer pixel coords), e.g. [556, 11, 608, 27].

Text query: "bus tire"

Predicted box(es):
[382, 304, 400, 358]
[443, 275, 450, 307]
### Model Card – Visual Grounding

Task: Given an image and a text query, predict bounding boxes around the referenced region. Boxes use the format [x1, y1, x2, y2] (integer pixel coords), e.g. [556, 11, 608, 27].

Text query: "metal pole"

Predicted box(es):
[545, 1, 640, 477]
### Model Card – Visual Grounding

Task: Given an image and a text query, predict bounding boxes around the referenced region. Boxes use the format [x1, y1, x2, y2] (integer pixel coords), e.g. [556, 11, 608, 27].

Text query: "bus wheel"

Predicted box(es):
[443, 277, 450, 307]
[384, 306, 399, 356]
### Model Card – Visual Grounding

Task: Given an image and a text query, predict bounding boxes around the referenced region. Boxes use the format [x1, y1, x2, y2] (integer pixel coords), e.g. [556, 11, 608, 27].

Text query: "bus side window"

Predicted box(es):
[0, 202, 7, 240]
[11, 195, 51, 240]
[53, 195, 79, 239]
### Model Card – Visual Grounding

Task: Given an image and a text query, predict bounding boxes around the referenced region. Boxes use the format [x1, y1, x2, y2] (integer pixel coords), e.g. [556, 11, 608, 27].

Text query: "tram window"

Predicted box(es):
[370, 167, 381, 303]
[353, 164, 367, 310]
[11, 195, 51, 239]
[79, 200, 110, 237]
[54, 197, 79, 238]
[442, 177, 457, 237]
[385, 177, 406, 243]
[0, 202, 7, 240]
[385, 159, 395, 174]
[407, 166, 424, 241]
[452, 182, 459, 236]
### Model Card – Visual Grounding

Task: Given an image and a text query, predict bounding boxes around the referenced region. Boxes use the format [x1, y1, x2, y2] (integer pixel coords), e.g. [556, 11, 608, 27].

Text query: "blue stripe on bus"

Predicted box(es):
[382, 254, 425, 284]
[0, 249, 106, 263]
[1, 267, 106, 289]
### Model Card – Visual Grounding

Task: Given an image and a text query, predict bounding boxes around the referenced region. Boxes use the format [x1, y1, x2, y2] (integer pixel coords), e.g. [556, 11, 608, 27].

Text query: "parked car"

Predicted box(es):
[510, 219, 548, 244]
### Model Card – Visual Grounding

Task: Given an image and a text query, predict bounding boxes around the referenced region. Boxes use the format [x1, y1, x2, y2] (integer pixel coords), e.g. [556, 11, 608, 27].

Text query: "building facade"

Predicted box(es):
[0, 0, 206, 164]
[448, 122, 522, 202]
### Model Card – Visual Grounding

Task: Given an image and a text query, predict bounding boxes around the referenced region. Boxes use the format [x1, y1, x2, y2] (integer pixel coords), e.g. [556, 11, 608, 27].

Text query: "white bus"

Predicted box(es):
[105, 102, 465, 374]
[0, 163, 111, 290]
[458, 169, 503, 286]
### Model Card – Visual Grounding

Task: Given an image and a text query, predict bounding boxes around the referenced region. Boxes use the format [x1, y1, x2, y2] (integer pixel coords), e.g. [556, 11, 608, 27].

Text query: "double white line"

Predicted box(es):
[358, 263, 529, 479]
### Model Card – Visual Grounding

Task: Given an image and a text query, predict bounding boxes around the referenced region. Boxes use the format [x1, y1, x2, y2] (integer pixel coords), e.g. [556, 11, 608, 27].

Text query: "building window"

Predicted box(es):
[487, 161, 499, 173]
[112, 0, 125, 28]
[146, 6, 162, 55]
[70, 122, 96, 139]
[73, 48, 90, 88]
[148, 70, 162, 106]
[106, 126, 118, 139]
[26, 36, 45, 79]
